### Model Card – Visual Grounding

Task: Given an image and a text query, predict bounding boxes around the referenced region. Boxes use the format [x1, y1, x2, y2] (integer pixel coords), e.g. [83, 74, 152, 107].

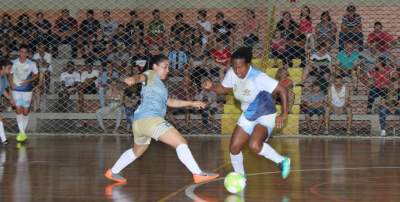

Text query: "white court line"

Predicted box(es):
[185, 166, 400, 201]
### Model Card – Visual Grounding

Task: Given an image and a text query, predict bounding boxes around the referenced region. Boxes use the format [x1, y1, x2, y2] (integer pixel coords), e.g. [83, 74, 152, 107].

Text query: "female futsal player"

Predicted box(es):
[203, 47, 291, 179]
[105, 54, 219, 184]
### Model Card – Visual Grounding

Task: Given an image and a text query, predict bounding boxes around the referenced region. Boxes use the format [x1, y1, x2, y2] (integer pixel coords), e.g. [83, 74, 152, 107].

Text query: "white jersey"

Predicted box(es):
[11, 59, 38, 92]
[331, 85, 346, 107]
[222, 66, 278, 120]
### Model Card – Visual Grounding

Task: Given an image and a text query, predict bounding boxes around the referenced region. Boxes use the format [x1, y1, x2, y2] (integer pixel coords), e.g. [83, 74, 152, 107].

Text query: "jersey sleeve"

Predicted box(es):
[221, 68, 235, 88]
[30, 62, 39, 74]
[256, 73, 279, 94]
[143, 70, 156, 85]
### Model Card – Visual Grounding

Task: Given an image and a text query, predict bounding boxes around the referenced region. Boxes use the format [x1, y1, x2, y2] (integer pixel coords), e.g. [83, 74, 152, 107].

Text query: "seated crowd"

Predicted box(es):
[0, 5, 398, 135]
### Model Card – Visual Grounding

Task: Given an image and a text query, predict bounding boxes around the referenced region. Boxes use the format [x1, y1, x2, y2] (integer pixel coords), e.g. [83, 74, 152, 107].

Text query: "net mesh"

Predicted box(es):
[0, 0, 398, 135]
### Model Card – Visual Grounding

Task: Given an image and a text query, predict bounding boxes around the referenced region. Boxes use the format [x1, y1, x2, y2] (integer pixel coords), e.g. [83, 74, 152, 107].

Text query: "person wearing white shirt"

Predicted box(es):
[197, 10, 212, 48]
[10, 45, 39, 142]
[78, 63, 99, 112]
[59, 61, 80, 112]
[32, 43, 53, 111]
[203, 47, 291, 179]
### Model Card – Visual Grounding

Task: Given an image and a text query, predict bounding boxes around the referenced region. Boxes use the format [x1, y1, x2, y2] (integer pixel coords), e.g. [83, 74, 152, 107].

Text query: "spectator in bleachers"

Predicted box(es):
[55, 9, 78, 58]
[339, 5, 363, 51]
[270, 30, 286, 68]
[168, 40, 189, 76]
[78, 61, 99, 112]
[366, 57, 392, 114]
[0, 14, 13, 36]
[302, 82, 325, 132]
[325, 75, 352, 134]
[59, 61, 80, 112]
[299, 6, 314, 53]
[241, 9, 259, 48]
[276, 11, 297, 42]
[208, 37, 231, 81]
[275, 68, 295, 113]
[335, 41, 360, 89]
[171, 12, 192, 46]
[80, 9, 101, 46]
[125, 10, 144, 46]
[190, 42, 211, 90]
[0, 45, 10, 60]
[378, 77, 399, 136]
[276, 11, 306, 68]
[283, 28, 306, 68]
[32, 43, 52, 111]
[15, 14, 35, 47]
[129, 44, 147, 73]
[97, 61, 119, 108]
[195, 87, 218, 129]
[108, 41, 130, 67]
[89, 28, 110, 63]
[303, 42, 332, 93]
[197, 9, 212, 49]
[315, 11, 337, 50]
[96, 79, 123, 133]
[367, 21, 395, 56]
[122, 85, 139, 131]
[34, 12, 55, 49]
[146, 9, 165, 46]
[112, 24, 130, 52]
[100, 10, 118, 37]
[213, 12, 236, 46]
[360, 43, 382, 74]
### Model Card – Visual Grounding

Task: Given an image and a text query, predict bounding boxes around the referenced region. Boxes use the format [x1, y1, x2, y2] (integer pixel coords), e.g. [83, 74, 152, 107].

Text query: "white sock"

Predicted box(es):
[230, 152, 245, 176]
[0, 122, 6, 142]
[22, 115, 29, 131]
[16, 115, 24, 133]
[258, 143, 285, 164]
[111, 149, 137, 174]
[176, 144, 202, 175]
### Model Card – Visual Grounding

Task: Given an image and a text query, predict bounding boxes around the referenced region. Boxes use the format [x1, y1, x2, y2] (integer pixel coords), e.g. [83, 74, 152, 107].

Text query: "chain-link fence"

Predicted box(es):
[0, 0, 398, 136]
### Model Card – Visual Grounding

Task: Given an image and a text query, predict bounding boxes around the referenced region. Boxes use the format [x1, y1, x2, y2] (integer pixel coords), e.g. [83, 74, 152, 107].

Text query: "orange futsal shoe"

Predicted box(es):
[105, 169, 127, 184]
[193, 172, 219, 184]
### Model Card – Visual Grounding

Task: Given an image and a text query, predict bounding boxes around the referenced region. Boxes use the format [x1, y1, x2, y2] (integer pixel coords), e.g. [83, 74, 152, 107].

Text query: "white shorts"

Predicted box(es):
[12, 91, 32, 108]
[237, 113, 277, 135]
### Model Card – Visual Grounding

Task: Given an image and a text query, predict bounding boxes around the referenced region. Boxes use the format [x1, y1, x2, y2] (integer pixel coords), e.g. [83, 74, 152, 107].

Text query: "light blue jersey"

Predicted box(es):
[133, 70, 168, 120]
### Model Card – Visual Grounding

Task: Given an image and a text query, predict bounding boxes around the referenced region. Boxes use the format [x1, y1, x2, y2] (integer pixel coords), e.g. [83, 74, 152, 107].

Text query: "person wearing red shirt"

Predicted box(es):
[368, 22, 395, 54]
[210, 37, 231, 68]
[367, 57, 392, 113]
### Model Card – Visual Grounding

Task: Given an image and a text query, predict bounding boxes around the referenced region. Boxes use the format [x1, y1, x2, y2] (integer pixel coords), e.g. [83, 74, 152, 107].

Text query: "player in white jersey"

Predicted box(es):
[10, 45, 39, 142]
[203, 47, 291, 179]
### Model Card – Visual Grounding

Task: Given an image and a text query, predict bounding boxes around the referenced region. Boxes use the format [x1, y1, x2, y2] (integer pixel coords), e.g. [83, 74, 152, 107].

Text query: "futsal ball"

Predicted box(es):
[224, 172, 246, 194]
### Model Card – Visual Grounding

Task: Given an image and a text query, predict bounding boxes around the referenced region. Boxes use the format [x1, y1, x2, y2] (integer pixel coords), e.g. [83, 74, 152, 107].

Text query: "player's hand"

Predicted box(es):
[20, 80, 30, 85]
[124, 77, 136, 86]
[275, 114, 288, 129]
[191, 101, 206, 109]
[202, 80, 213, 90]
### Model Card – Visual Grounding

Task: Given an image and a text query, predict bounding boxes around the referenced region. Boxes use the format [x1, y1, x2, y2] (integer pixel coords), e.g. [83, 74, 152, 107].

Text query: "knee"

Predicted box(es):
[248, 140, 262, 154]
[229, 143, 242, 155]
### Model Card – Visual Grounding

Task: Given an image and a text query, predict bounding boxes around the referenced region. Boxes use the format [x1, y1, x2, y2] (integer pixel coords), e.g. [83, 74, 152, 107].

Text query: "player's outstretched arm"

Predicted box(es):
[273, 84, 289, 128]
[202, 80, 232, 95]
[123, 74, 146, 86]
[167, 99, 206, 109]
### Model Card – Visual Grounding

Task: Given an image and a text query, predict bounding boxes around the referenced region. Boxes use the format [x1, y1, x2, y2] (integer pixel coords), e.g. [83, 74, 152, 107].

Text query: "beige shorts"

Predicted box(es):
[132, 117, 174, 145]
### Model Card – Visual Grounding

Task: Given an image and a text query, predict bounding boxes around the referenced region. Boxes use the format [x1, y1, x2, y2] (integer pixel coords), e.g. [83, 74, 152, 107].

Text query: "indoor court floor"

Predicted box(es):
[1, 135, 400, 202]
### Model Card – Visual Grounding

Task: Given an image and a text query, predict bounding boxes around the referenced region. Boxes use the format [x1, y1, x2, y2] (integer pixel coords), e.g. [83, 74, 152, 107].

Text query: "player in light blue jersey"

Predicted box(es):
[105, 55, 219, 184]
[203, 47, 291, 179]
[0, 60, 14, 145]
